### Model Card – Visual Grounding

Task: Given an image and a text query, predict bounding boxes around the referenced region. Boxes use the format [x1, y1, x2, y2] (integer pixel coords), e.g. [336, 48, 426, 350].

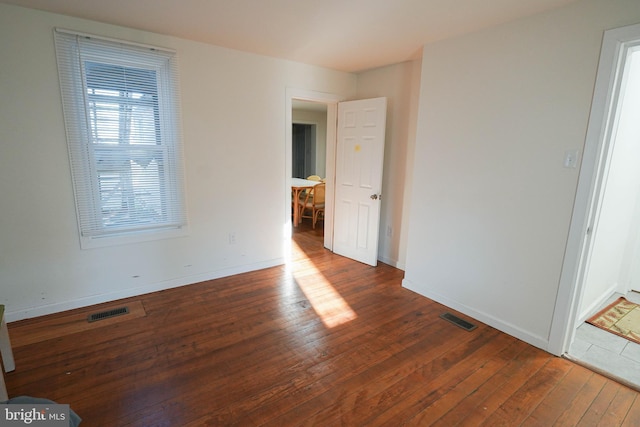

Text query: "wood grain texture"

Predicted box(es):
[9, 300, 146, 347]
[5, 221, 639, 426]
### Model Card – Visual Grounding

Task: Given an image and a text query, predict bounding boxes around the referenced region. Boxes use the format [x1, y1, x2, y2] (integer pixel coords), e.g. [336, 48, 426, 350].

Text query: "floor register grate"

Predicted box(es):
[439, 312, 477, 331]
[87, 306, 130, 323]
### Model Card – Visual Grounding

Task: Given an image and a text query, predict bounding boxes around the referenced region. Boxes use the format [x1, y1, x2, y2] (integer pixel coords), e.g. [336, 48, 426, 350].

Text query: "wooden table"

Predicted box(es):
[292, 178, 320, 227]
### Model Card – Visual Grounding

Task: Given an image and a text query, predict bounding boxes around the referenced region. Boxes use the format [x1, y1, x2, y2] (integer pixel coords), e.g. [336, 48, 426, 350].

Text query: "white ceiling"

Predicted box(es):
[1, 0, 580, 72]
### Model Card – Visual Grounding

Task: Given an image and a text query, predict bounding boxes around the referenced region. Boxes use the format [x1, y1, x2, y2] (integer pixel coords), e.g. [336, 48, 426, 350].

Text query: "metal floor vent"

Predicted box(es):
[439, 312, 477, 331]
[88, 306, 129, 323]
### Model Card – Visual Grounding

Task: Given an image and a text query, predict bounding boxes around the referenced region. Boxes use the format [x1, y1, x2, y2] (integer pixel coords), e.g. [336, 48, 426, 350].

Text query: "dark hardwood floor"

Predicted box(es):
[5, 219, 640, 426]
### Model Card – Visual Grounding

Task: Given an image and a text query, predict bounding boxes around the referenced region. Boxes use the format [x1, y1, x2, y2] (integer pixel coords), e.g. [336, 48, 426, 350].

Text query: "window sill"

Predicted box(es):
[79, 226, 189, 249]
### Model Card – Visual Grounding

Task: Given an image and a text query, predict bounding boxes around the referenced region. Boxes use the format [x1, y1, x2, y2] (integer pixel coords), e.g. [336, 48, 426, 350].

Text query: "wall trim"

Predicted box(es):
[6, 258, 284, 322]
[378, 255, 401, 269]
[577, 283, 619, 325]
[402, 278, 549, 352]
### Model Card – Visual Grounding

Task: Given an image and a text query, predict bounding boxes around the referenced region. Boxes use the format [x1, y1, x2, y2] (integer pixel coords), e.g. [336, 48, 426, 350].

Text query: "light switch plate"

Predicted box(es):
[564, 149, 579, 168]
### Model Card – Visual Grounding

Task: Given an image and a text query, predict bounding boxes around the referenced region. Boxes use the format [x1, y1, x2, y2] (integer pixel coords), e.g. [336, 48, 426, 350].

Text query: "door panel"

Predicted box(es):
[333, 97, 387, 266]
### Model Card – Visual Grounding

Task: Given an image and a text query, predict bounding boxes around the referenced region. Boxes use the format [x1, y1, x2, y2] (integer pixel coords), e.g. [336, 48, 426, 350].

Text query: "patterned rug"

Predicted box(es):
[587, 297, 640, 346]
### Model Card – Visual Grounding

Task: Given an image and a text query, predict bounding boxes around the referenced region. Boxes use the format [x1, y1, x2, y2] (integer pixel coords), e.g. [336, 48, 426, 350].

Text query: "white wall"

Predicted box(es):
[579, 48, 640, 320]
[0, 4, 356, 321]
[356, 60, 422, 269]
[292, 109, 327, 178]
[628, 195, 640, 290]
[403, 0, 640, 351]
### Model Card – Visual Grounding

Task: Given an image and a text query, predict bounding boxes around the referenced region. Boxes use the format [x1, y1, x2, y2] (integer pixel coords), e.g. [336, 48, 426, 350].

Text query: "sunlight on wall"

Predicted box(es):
[289, 241, 357, 328]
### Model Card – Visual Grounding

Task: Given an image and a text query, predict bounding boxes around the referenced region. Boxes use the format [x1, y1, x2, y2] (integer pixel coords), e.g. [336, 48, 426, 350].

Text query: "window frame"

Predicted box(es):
[54, 29, 188, 249]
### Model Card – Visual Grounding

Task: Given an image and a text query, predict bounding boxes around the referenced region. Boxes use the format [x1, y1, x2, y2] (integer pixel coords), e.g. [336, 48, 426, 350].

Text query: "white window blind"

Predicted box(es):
[54, 29, 187, 247]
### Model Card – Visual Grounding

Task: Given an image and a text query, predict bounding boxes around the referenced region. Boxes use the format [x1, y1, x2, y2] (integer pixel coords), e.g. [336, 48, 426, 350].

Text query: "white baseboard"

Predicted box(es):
[576, 284, 619, 326]
[402, 278, 549, 352]
[378, 255, 404, 270]
[6, 257, 284, 322]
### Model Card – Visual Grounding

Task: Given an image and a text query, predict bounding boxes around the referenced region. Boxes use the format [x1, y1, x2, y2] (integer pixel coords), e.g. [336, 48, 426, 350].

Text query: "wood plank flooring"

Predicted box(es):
[5, 220, 640, 426]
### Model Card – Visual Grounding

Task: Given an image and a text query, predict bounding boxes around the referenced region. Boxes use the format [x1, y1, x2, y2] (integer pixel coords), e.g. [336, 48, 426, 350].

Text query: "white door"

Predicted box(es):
[333, 97, 387, 266]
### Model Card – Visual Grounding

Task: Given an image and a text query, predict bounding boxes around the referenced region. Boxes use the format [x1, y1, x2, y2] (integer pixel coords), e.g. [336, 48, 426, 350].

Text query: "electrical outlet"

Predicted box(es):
[228, 232, 236, 245]
[386, 225, 392, 237]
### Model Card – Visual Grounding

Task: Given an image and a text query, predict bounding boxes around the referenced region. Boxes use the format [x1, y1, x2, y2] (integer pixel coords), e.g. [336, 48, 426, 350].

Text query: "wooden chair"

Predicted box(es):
[299, 182, 325, 228]
[301, 175, 322, 199]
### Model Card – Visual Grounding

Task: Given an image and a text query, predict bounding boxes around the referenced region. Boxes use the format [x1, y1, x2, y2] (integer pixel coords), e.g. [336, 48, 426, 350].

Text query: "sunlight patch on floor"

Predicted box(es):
[290, 241, 357, 328]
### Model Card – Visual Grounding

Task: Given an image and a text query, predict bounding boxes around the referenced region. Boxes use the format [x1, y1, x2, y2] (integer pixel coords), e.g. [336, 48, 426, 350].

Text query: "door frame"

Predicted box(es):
[286, 88, 341, 250]
[548, 23, 640, 355]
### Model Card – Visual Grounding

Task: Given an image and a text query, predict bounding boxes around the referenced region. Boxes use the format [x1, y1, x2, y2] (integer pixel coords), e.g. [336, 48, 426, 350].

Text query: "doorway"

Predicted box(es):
[567, 45, 640, 388]
[577, 46, 640, 317]
[550, 23, 640, 386]
[286, 89, 387, 265]
[286, 89, 340, 251]
[292, 103, 327, 234]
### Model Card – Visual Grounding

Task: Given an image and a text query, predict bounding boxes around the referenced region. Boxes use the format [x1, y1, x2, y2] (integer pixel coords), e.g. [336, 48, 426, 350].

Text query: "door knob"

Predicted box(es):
[370, 194, 379, 200]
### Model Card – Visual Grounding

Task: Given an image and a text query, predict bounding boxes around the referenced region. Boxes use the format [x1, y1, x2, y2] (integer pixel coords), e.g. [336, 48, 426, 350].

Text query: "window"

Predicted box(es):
[54, 29, 187, 248]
